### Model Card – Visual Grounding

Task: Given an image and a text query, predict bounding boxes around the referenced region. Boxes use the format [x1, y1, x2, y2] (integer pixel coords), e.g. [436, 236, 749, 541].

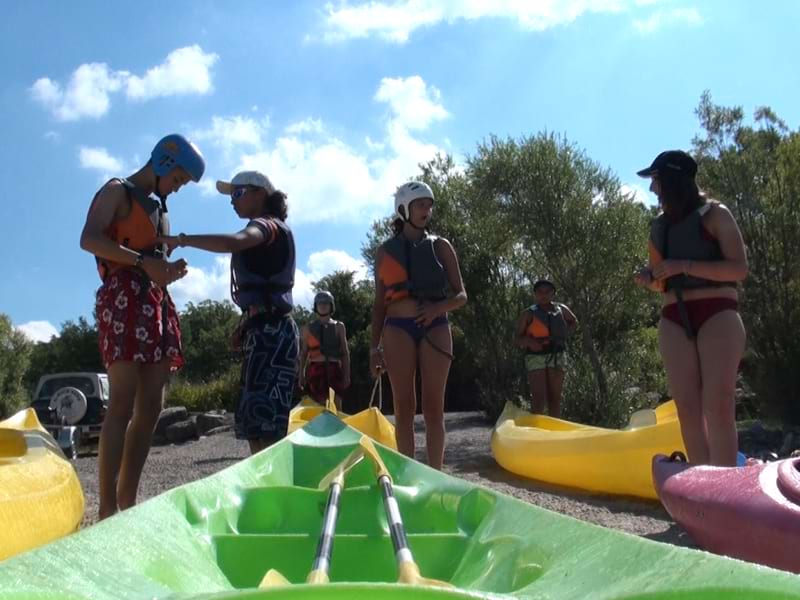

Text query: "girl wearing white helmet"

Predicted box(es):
[79, 133, 204, 520]
[370, 181, 467, 469]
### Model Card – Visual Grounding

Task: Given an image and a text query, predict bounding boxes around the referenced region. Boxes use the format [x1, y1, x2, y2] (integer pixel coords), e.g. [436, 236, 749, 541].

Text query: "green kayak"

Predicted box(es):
[2, 412, 798, 599]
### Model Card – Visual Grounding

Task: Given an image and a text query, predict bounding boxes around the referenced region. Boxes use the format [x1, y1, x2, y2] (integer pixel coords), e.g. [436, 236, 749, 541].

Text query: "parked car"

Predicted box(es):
[30, 372, 108, 458]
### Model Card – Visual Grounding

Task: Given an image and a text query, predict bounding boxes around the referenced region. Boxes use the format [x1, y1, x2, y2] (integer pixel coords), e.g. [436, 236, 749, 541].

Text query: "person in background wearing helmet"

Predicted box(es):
[370, 181, 467, 470]
[298, 291, 351, 411]
[634, 150, 747, 466]
[158, 171, 298, 455]
[79, 134, 205, 520]
[514, 279, 578, 417]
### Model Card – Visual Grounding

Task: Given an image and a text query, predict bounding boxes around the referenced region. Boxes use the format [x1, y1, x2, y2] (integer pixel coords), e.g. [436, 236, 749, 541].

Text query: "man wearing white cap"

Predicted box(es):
[159, 170, 299, 454]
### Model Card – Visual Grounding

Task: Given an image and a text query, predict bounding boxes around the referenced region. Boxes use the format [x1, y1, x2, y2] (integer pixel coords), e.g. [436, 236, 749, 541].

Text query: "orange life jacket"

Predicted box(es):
[525, 304, 568, 354]
[90, 179, 168, 282]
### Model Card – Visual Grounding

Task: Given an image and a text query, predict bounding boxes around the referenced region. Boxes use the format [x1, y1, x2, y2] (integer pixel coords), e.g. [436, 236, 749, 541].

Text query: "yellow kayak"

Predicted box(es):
[491, 400, 686, 499]
[288, 381, 397, 450]
[0, 408, 85, 560]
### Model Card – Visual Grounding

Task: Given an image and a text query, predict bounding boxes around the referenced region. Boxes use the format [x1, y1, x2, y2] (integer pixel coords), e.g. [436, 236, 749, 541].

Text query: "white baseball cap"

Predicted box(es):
[216, 170, 276, 195]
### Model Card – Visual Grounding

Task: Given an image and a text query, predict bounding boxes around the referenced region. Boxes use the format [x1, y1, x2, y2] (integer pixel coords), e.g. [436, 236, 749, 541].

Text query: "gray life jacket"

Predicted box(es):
[650, 204, 735, 292]
[526, 303, 568, 355]
[382, 234, 448, 302]
[231, 217, 296, 314]
[308, 320, 342, 360]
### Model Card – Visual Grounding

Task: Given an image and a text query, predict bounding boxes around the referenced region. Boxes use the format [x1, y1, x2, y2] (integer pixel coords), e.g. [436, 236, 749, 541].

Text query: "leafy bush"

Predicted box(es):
[563, 326, 666, 428]
[166, 364, 240, 412]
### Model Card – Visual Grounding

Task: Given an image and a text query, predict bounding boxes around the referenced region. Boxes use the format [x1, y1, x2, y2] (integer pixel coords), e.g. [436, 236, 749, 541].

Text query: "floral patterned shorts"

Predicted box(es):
[96, 268, 184, 371]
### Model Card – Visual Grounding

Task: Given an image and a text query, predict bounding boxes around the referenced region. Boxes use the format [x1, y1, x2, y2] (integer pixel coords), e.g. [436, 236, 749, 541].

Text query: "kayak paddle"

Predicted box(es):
[358, 436, 452, 588]
[306, 446, 364, 584]
[258, 445, 364, 588]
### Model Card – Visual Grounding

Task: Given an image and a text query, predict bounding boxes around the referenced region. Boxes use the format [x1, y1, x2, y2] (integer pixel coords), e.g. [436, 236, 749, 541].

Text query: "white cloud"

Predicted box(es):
[125, 45, 218, 101]
[196, 178, 219, 197]
[192, 115, 271, 157]
[16, 321, 59, 343]
[318, 0, 635, 43]
[79, 146, 124, 172]
[219, 75, 447, 224]
[285, 118, 325, 135]
[30, 63, 125, 121]
[30, 46, 218, 121]
[375, 76, 448, 130]
[295, 250, 370, 308]
[169, 257, 230, 310]
[633, 7, 702, 33]
[44, 131, 61, 143]
[621, 182, 654, 204]
[293, 269, 315, 309]
[309, 249, 369, 281]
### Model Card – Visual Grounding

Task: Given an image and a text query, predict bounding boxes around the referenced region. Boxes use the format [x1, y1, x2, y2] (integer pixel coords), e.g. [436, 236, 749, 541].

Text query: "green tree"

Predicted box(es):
[693, 92, 800, 424]
[178, 300, 240, 383]
[0, 314, 33, 418]
[475, 134, 657, 423]
[23, 317, 103, 392]
[364, 140, 661, 424]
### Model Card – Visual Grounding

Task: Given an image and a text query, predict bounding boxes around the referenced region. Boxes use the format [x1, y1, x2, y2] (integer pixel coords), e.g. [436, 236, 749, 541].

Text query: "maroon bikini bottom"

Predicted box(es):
[661, 298, 739, 337]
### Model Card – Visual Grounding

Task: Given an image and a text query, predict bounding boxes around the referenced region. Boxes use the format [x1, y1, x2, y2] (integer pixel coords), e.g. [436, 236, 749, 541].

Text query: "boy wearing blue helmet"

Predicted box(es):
[80, 134, 205, 520]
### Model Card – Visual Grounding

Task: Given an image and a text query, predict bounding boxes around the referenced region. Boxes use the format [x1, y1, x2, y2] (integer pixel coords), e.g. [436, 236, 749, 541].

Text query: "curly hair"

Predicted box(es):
[262, 190, 288, 221]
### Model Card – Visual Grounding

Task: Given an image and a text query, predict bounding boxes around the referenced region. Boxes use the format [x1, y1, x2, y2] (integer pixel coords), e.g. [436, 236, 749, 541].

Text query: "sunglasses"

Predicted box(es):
[231, 186, 261, 200]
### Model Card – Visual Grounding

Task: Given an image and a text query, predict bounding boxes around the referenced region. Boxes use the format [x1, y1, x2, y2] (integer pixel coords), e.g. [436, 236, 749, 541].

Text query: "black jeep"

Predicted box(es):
[30, 372, 109, 458]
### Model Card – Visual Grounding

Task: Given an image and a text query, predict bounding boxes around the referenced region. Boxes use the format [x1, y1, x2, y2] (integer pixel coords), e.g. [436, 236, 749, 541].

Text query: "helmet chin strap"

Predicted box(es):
[401, 208, 426, 231]
[154, 175, 169, 212]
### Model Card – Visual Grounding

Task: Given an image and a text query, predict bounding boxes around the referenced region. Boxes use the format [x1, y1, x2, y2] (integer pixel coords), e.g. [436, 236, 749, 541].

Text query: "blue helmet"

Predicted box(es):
[150, 134, 205, 182]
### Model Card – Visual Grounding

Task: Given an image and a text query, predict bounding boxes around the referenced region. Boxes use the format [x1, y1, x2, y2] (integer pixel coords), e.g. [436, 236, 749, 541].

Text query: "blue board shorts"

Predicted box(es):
[236, 314, 299, 442]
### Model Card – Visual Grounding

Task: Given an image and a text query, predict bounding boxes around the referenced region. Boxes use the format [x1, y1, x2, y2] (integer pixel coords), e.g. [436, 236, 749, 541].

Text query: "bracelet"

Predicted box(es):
[683, 260, 692, 276]
[178, 233, 187, 247]
[134, 252, 145, 268]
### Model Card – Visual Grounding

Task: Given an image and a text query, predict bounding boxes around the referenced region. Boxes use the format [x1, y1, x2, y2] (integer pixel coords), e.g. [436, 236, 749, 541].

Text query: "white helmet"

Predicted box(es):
[394, 181, 434, 221]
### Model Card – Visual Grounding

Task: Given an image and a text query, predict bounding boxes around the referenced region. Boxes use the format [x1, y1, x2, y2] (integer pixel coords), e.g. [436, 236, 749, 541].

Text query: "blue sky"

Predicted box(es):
[2, 1, 799, 342]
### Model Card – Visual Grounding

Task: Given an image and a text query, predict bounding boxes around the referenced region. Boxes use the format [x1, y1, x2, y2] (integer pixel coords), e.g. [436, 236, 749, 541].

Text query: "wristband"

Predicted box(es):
[134, 252, 145, 268]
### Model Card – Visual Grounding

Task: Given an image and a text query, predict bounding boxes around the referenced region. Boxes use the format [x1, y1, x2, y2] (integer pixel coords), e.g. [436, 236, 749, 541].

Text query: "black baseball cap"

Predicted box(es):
[533, 279, 555, 292]
[637, 150, 697, 178]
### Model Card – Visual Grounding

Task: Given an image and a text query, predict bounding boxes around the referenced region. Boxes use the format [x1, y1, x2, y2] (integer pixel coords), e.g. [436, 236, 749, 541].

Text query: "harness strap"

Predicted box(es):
[369, 374, 383, 410]
[674, 286, 695, 340]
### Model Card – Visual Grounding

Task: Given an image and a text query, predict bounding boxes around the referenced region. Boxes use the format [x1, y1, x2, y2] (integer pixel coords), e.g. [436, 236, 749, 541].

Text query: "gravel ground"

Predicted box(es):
[73, 412, 694, 549]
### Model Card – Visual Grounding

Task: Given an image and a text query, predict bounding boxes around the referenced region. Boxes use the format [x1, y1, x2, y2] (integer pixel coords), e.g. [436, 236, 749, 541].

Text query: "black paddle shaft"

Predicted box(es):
[311, 481, 342, 575]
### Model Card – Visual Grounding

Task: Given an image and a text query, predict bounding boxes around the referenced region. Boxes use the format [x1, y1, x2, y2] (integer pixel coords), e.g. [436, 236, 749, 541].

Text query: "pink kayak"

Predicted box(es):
[652, 454, 800, 573]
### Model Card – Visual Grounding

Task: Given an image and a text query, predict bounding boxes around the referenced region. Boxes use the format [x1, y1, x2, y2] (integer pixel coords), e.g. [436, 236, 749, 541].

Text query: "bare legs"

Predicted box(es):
[383, 325, 452, 469]
[98, 360, 170, 520]
[527, 367, 565, 417]
[659, 310, 745, 466]
[418, 326, 452, 470]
